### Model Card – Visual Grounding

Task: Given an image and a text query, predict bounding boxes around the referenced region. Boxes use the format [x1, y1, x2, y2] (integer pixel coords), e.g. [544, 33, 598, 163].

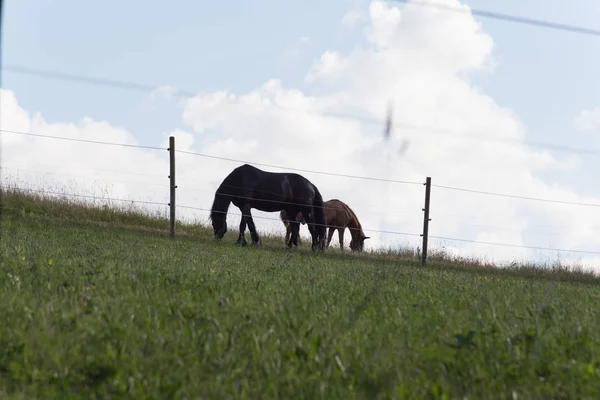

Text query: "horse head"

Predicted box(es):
[350, 234, 370, 252]
[210, 211, 228, 239]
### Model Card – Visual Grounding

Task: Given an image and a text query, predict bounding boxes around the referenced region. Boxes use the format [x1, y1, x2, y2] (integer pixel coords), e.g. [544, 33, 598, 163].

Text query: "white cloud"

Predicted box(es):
[574, 106, 600, 134]
[152, 85, 177, 101]
[2, 0, 600, 271]
[139, 85, 178, 111]
[304, 51, 350, 83]
[341, 10, 364, 27]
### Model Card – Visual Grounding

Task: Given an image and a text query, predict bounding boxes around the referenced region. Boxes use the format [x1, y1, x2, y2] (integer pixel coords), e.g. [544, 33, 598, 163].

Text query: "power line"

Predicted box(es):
[175, 149, 423, 186]
[2, 65, 198, 98]
[394, 0, 600, 38]
[433, 184, 600, 208]
[0, 65, 385, 129]
[7, 65, 600, 159]
[429, 235, 600, 256]
[0, 129, 165, 151]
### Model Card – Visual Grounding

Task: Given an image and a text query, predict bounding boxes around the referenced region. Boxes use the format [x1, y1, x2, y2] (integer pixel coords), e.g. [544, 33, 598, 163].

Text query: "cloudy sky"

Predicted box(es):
[3, 0, 600, 268]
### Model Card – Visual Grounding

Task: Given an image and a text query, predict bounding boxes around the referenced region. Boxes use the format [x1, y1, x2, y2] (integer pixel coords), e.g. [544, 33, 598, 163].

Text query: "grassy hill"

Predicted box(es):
[1, 187, 600, 399]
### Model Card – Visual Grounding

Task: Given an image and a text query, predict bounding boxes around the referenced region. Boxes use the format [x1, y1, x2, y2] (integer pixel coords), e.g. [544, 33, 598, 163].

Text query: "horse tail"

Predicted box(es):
[312, 184, 327, 249]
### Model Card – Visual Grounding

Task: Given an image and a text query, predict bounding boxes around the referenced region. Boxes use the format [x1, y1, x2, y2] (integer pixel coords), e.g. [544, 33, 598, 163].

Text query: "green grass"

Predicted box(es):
[2, 187, 600, 399]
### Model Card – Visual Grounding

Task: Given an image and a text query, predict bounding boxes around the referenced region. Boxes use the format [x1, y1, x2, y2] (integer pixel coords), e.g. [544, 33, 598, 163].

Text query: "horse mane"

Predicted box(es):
[210, 171, 237, 222]
[337, 200, 364, 235]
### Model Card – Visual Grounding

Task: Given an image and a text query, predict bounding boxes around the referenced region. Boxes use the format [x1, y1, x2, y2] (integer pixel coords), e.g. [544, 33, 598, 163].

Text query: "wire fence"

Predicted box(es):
[5, 161, 598, 240]
[2, 128, 600, 264]
[5, 162, 598, 237]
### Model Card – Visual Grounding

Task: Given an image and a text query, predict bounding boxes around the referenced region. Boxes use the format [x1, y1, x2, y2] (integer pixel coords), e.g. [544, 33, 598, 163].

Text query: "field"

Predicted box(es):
[2, 188, 600, 399]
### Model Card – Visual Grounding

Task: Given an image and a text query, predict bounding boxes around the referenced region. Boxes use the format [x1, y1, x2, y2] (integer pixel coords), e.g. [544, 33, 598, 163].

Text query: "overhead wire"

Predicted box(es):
[393, 0, 600, 38]
[4, 66, 600, 158]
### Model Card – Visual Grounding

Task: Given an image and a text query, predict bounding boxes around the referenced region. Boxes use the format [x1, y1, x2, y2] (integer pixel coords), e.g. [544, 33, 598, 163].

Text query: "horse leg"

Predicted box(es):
[235, 216, 248, 246]
[283, 223, 292, 243]
[240, 205, 260, 245]
[296, 212, 305, 246]
[338, 228, 345, 251]
[307, 223, 317, 250]
[286, 220, 294, 248]
[247, 216, 260, 246]
[326, 227, 335, 248]
[300, 207, 318, 250]
[284, 208, 300, 248]
[289, 220, 301, 248]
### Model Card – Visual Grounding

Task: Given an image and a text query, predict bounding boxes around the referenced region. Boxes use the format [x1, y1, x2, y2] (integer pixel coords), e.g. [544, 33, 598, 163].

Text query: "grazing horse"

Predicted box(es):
[209, 164, 327, 251]
[280, 199, 370, 251]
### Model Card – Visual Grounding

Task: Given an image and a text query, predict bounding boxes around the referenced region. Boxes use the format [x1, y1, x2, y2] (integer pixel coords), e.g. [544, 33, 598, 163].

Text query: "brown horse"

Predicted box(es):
[280, 199, 370, 251]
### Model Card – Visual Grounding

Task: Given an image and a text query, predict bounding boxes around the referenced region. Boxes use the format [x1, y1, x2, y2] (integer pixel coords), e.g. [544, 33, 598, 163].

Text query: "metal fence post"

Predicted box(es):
[421, 177, 432, 266]
[168, 136, 176, 238]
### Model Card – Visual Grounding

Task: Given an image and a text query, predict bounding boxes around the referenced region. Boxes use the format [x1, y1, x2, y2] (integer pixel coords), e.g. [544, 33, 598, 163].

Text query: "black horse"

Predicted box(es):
[209, 164, 327, 251]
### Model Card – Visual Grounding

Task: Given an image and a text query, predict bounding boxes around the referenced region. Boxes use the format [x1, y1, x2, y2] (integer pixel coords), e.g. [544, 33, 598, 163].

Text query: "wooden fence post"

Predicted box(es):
[168, 136, 176, 239]
[421, 177, 432, 266]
